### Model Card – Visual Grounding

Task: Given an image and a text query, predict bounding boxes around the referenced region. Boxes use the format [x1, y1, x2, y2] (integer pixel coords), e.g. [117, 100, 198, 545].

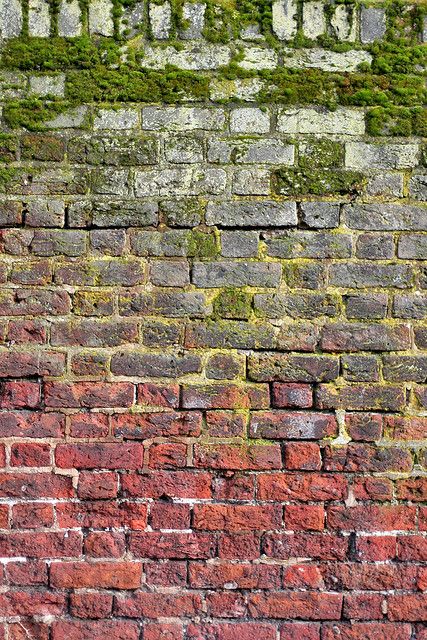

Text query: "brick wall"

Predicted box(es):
[0, 1, 426, 638]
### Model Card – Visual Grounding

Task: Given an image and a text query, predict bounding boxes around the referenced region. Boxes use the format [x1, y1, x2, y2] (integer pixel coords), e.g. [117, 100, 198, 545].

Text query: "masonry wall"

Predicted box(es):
[0, 1, 426, 639]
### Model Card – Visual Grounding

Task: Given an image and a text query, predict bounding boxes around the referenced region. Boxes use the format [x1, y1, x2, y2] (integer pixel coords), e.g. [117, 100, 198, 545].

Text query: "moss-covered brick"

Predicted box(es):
[273, 167, 365, 197]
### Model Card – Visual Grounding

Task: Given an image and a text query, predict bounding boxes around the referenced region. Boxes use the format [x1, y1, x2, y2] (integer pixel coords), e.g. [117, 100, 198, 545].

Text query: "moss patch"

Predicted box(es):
[273, 168, 365, 197]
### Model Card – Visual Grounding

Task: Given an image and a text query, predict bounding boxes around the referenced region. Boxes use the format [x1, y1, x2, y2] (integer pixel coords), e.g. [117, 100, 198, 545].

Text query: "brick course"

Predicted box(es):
[0, 0, 425, 637]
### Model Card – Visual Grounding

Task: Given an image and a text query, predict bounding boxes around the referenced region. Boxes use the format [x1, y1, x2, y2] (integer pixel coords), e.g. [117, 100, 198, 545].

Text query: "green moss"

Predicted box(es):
[188, 230, 219, 259]
[0, 134, 18, 162]
[3, 99, 69, 131]
[366, 106, 427, 137]
[1, 36, 122, 71]
[299, 140, 344, 170]
[0, 168, 18, 192]
[273, 168, 365, 197]
[213, 289, 252, 320]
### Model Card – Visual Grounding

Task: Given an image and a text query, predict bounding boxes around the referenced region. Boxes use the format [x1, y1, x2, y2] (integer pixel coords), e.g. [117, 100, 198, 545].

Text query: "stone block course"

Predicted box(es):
[0, 1, 425, 637]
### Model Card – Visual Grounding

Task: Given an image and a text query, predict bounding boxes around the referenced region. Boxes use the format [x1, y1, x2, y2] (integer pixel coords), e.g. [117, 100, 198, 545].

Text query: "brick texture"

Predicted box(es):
[0, 0, 425, 638]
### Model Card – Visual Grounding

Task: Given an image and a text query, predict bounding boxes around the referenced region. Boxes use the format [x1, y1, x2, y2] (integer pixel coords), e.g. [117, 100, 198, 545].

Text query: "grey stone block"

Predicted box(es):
[206, 201, 297, 227]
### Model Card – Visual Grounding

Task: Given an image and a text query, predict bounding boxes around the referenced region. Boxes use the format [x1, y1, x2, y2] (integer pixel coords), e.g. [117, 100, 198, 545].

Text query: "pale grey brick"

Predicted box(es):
[361, 7, 386, 43]
[58, 0, 82, 36]
[272, 0, 298, 39]
[221, 231, 259, 258]
[149, 1, 172, 38]
[0, 0, 22, 37]
[28, 0, 50, 36]
[181, 2, 205, 39]
[142, 107, 225, 131]
[345, 142, 419, 169]
[232, 168, 270, 195]
[29, 75, 65, 98]
[265, 231, 352, 259]
[89, 0, 114, 35]
[206, 201, 297, 227]
[300, 203, 340, 229]
[164, 137, 204, 163]
[150, 260, 190, 287]
[356, 234, 395, 260]
[330, 263, 413, 289]
[278, 107, 365, 135]
[303, 1, 325, 39]
[393, 294, 427, 319]
[344, 204, 427, 231]
[94, 109, 139, 130]
[134, 167, 226, 197]
[366, 173, 404, 198]
[409, 174, 427, 201]
[230, 108, 270, 134]
[192, 262, 282, 288]
[398, 234, 427, 259]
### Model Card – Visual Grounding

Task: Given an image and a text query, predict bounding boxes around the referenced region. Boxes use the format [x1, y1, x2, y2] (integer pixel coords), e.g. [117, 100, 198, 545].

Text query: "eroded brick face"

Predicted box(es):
[0, 0, 426, 638]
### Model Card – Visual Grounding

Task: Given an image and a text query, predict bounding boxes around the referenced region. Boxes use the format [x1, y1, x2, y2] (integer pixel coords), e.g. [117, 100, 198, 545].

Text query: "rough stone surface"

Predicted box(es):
[0, 3, 424, 637]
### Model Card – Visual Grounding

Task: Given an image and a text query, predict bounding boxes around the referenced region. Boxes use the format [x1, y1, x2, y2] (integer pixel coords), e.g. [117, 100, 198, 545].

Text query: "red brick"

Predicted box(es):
[6, 560, 48, 586]
[356, 535, 396, 561]
[144, 623, 183, 640]
[212, 474, 255, 501]
[84, 532, 126, 558]
[189, 562, 281, 589]
[130, 532, 215, 559]
[187, 623, 277, 640]
[77, 471, 118, 499]
[384, 415, 427, 440]
[12, 502, 54, 529]
[50, 561, 142, 589]
[51, 621, 140, 640]
[218, 533, 261, 560]
[0, 531, 82, 558]
[0, 411, 65, 438]
[150, 503, 190, 529]
[321, 623, 412, 640]
[194, 443, 281, 471]
[112, 410, 201, 439]
[258, 473, 347, 502]
[263, 533, 348, 561]
[70, 592, 113, 619]
[272, 383, 313, 408]
[193, 504, 282, 532]
[206, 592, 247, 618]
[388, 594, 427, 621]
[55, 443, 143, 469]
[45, 381, 134, 408]
[10, 442, 50, 467]
[205, 410, 246, 437]
[343, 593, 384, 619]
[121, 471, 212, 499]
[182, 384, 270, 410]
[285, 504, 325, 531]
[7, 621, 50, 640]
[249, 410, 337, 439]
[282, 565, 323, 589]
[137, 382, 180, 407]
[327, 505, 416, 532]
[284, 442, 321, 470]
[0, 381, 40, 408]
[248, 592, 343, 620]
[56, 501, 147, 529]
[0, 590, 65, 616]
[148, 442, 187, 469]
[145, 560, 187, 587]
[115, 592, 201, 617]
[280, 623, 320, 640]
[345, 412, 383, 441]
[70, 412, 109, 438]
[397, 535, 427, 561]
